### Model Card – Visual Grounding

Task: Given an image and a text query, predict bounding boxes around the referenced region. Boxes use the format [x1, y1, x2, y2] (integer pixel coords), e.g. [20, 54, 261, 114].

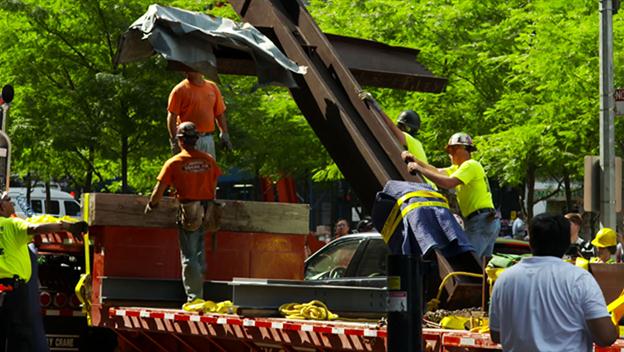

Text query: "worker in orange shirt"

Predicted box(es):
[167, 71, 231, 157]
[146, 122, 222, 309]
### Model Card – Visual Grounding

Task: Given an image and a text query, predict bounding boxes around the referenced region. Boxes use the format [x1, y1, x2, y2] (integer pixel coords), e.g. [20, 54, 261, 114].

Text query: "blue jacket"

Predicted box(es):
[372, 180, 474, 257]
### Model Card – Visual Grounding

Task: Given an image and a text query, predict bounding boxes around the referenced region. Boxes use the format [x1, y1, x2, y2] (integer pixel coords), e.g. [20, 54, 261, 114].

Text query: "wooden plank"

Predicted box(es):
[86, 193, 310, 235]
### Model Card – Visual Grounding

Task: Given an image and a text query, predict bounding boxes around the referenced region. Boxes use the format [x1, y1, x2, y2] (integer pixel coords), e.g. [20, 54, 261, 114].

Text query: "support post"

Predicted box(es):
[599, 0, 617, 229]
[387, 254, 423, 352]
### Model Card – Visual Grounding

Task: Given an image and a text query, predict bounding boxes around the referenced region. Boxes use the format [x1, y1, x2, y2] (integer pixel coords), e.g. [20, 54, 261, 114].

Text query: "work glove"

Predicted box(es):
[401, 151, 415, 164]
[358, 90, 374, 102]
[170, 137, 181, 155]
[219, 132, 233, 151]
[144, 202, 157, 214]
[65, 221, 88, 235]
[357, 90, 379, 109]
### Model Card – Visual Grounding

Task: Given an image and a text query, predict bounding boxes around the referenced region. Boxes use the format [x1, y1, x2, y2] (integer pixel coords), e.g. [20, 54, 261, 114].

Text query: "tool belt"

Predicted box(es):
[178, 200, 222, 232]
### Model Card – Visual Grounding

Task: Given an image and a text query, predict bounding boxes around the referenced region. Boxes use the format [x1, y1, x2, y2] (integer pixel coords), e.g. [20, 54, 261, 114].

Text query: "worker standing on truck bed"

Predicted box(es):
[0, 191, 87, 352]
[489, 213, 618, 351]
[358, 91, 428, 163]
[403, 132, 500, 258]
[146, 122, 221, 310]
[167, 71, 232, 157]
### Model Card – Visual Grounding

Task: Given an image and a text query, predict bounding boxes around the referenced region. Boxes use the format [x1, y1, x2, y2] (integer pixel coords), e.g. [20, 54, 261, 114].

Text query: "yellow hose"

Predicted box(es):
[426, 271, 484, 312]
[279, 300, 339, 320]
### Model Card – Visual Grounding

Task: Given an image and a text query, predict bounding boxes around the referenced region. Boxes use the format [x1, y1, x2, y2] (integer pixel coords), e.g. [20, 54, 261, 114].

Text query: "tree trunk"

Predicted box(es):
[45, 180, 51, 215]
[121, 133, 128, 193]
[84, 146, 94, 193]
[563, 172, 572, 212]
[526, 162, 536, 221]
[25, 172, 31, 204]
[517, 183, 526, 217]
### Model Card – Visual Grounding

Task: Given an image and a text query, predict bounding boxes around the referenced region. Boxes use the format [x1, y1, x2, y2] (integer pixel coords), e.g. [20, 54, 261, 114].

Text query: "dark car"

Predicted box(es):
[304, 233, 530, 285]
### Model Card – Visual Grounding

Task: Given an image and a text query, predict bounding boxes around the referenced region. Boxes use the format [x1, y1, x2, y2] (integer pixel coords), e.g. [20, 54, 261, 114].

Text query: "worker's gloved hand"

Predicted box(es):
[358, 90, 373, 102]
[66, 221, 88, 235]
[401, 151, 415, 164]
[220, 132, 233, 151]
[144, 202, 157, 214]
[407, 162, 420, 175]
[170, 138, 181, 155]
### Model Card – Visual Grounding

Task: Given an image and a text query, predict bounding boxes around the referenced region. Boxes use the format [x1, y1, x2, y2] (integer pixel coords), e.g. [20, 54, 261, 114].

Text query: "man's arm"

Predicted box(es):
[359, 92, 406, 145]
[167, 112, 178, 140]
[215, 113, 228, 134]
[407, 161, 463, 189]
[27, 221, 88, 236]
[148, 181, 168, 208]
[587, 316, 618, 347]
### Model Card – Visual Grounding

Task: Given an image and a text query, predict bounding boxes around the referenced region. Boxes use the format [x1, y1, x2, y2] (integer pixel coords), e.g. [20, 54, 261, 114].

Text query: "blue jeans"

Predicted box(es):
[196, 134, 216, 159]
[178, 226, 206, 302]
[464, 212, 501, 258]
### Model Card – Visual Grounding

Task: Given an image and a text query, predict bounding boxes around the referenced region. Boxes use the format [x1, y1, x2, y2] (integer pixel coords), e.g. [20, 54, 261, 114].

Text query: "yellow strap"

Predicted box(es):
[279, 300, 339, 320]
[381, 198, 449, 243]
[380, 191, 447, 242]
[74, 193, 92, 325]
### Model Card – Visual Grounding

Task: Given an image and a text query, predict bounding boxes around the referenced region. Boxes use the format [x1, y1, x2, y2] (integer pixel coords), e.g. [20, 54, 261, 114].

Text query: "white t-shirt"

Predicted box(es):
[489, 256, 609, 352]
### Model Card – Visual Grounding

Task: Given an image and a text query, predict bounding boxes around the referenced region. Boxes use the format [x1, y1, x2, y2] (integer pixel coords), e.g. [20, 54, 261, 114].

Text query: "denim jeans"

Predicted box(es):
[196, 134, 216, 159]
[178, 226, 206, 302]
[464, 212, 501, 258]
[0, 279, 33, 352]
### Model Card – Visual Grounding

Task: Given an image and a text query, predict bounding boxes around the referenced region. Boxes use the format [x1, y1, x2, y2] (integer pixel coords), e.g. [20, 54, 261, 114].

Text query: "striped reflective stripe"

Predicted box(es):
[381, 191, 448, 243]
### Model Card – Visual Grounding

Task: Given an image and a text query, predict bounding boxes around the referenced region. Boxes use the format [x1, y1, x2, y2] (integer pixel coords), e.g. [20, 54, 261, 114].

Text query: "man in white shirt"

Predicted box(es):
[489, 213, 618, 351]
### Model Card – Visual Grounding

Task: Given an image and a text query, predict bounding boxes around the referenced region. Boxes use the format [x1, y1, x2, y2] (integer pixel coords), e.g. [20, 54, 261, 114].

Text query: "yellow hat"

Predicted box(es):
[591, 227, 617, 248]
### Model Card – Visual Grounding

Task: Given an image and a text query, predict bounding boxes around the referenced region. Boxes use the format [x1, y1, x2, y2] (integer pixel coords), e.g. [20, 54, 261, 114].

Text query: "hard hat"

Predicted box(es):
[176, 122, 199, 138]
[591, 227, 617, 248]
[396, 110, 421, 132]
[446, 132, 477, 152]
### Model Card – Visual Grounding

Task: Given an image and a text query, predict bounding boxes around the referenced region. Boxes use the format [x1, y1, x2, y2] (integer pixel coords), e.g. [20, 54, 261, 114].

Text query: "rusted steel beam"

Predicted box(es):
[214, 30, 446, 92]
[228, 0, 423, 210]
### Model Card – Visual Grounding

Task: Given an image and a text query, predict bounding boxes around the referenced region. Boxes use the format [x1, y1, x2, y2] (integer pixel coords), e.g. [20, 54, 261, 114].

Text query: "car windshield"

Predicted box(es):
[304, 238, 362, 280]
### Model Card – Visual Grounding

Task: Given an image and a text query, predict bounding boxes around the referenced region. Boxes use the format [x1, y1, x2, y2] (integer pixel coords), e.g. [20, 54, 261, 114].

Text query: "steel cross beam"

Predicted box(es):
[215, 31, 447, 92]
[228, 0, 426, 210]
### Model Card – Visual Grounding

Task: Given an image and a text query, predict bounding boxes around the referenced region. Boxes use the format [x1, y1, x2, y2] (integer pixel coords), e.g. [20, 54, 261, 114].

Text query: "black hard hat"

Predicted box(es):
[396, 110, 421, 132]
[176, 122, 199, 138]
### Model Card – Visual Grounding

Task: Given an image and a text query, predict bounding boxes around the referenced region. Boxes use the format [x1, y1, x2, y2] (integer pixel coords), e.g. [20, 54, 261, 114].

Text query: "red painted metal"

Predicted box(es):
[89, 226, 305, 281]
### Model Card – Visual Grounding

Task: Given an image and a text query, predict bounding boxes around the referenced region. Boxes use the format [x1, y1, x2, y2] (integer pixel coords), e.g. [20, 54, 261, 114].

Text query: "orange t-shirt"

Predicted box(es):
[157, 149, 221, 201]
[167, 79, 226, 134]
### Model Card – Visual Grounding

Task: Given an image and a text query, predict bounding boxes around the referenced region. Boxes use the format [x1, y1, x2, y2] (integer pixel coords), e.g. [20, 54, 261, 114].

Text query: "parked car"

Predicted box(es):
[9, 187, 81, 219]
[304, 233, 530, 285]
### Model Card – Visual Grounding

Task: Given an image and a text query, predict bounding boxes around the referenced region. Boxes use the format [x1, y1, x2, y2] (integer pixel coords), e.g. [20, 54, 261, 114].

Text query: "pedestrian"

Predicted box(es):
[489, 213, 618, 351]
[145, 122, 221, 310]
[402, 132, 500, 258]
[591, 227, 617, 263]
[333, 218, 350, 240]
[564, 212, 593, 259]
[167, 71, 232, 157]
[0, 191, 87, 352]
[511, 211, 526, 240]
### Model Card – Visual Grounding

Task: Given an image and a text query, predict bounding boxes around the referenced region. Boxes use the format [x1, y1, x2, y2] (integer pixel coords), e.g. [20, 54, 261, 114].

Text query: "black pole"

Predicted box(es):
[387, 254, 423, 352]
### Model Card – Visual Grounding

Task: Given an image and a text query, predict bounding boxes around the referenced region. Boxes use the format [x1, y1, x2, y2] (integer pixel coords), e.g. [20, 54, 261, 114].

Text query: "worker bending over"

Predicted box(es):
[0, 192, 87, 351]
[146, 122, 221, 309]
[489, 214, 618, 351]
[403, 132, 499, 258]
